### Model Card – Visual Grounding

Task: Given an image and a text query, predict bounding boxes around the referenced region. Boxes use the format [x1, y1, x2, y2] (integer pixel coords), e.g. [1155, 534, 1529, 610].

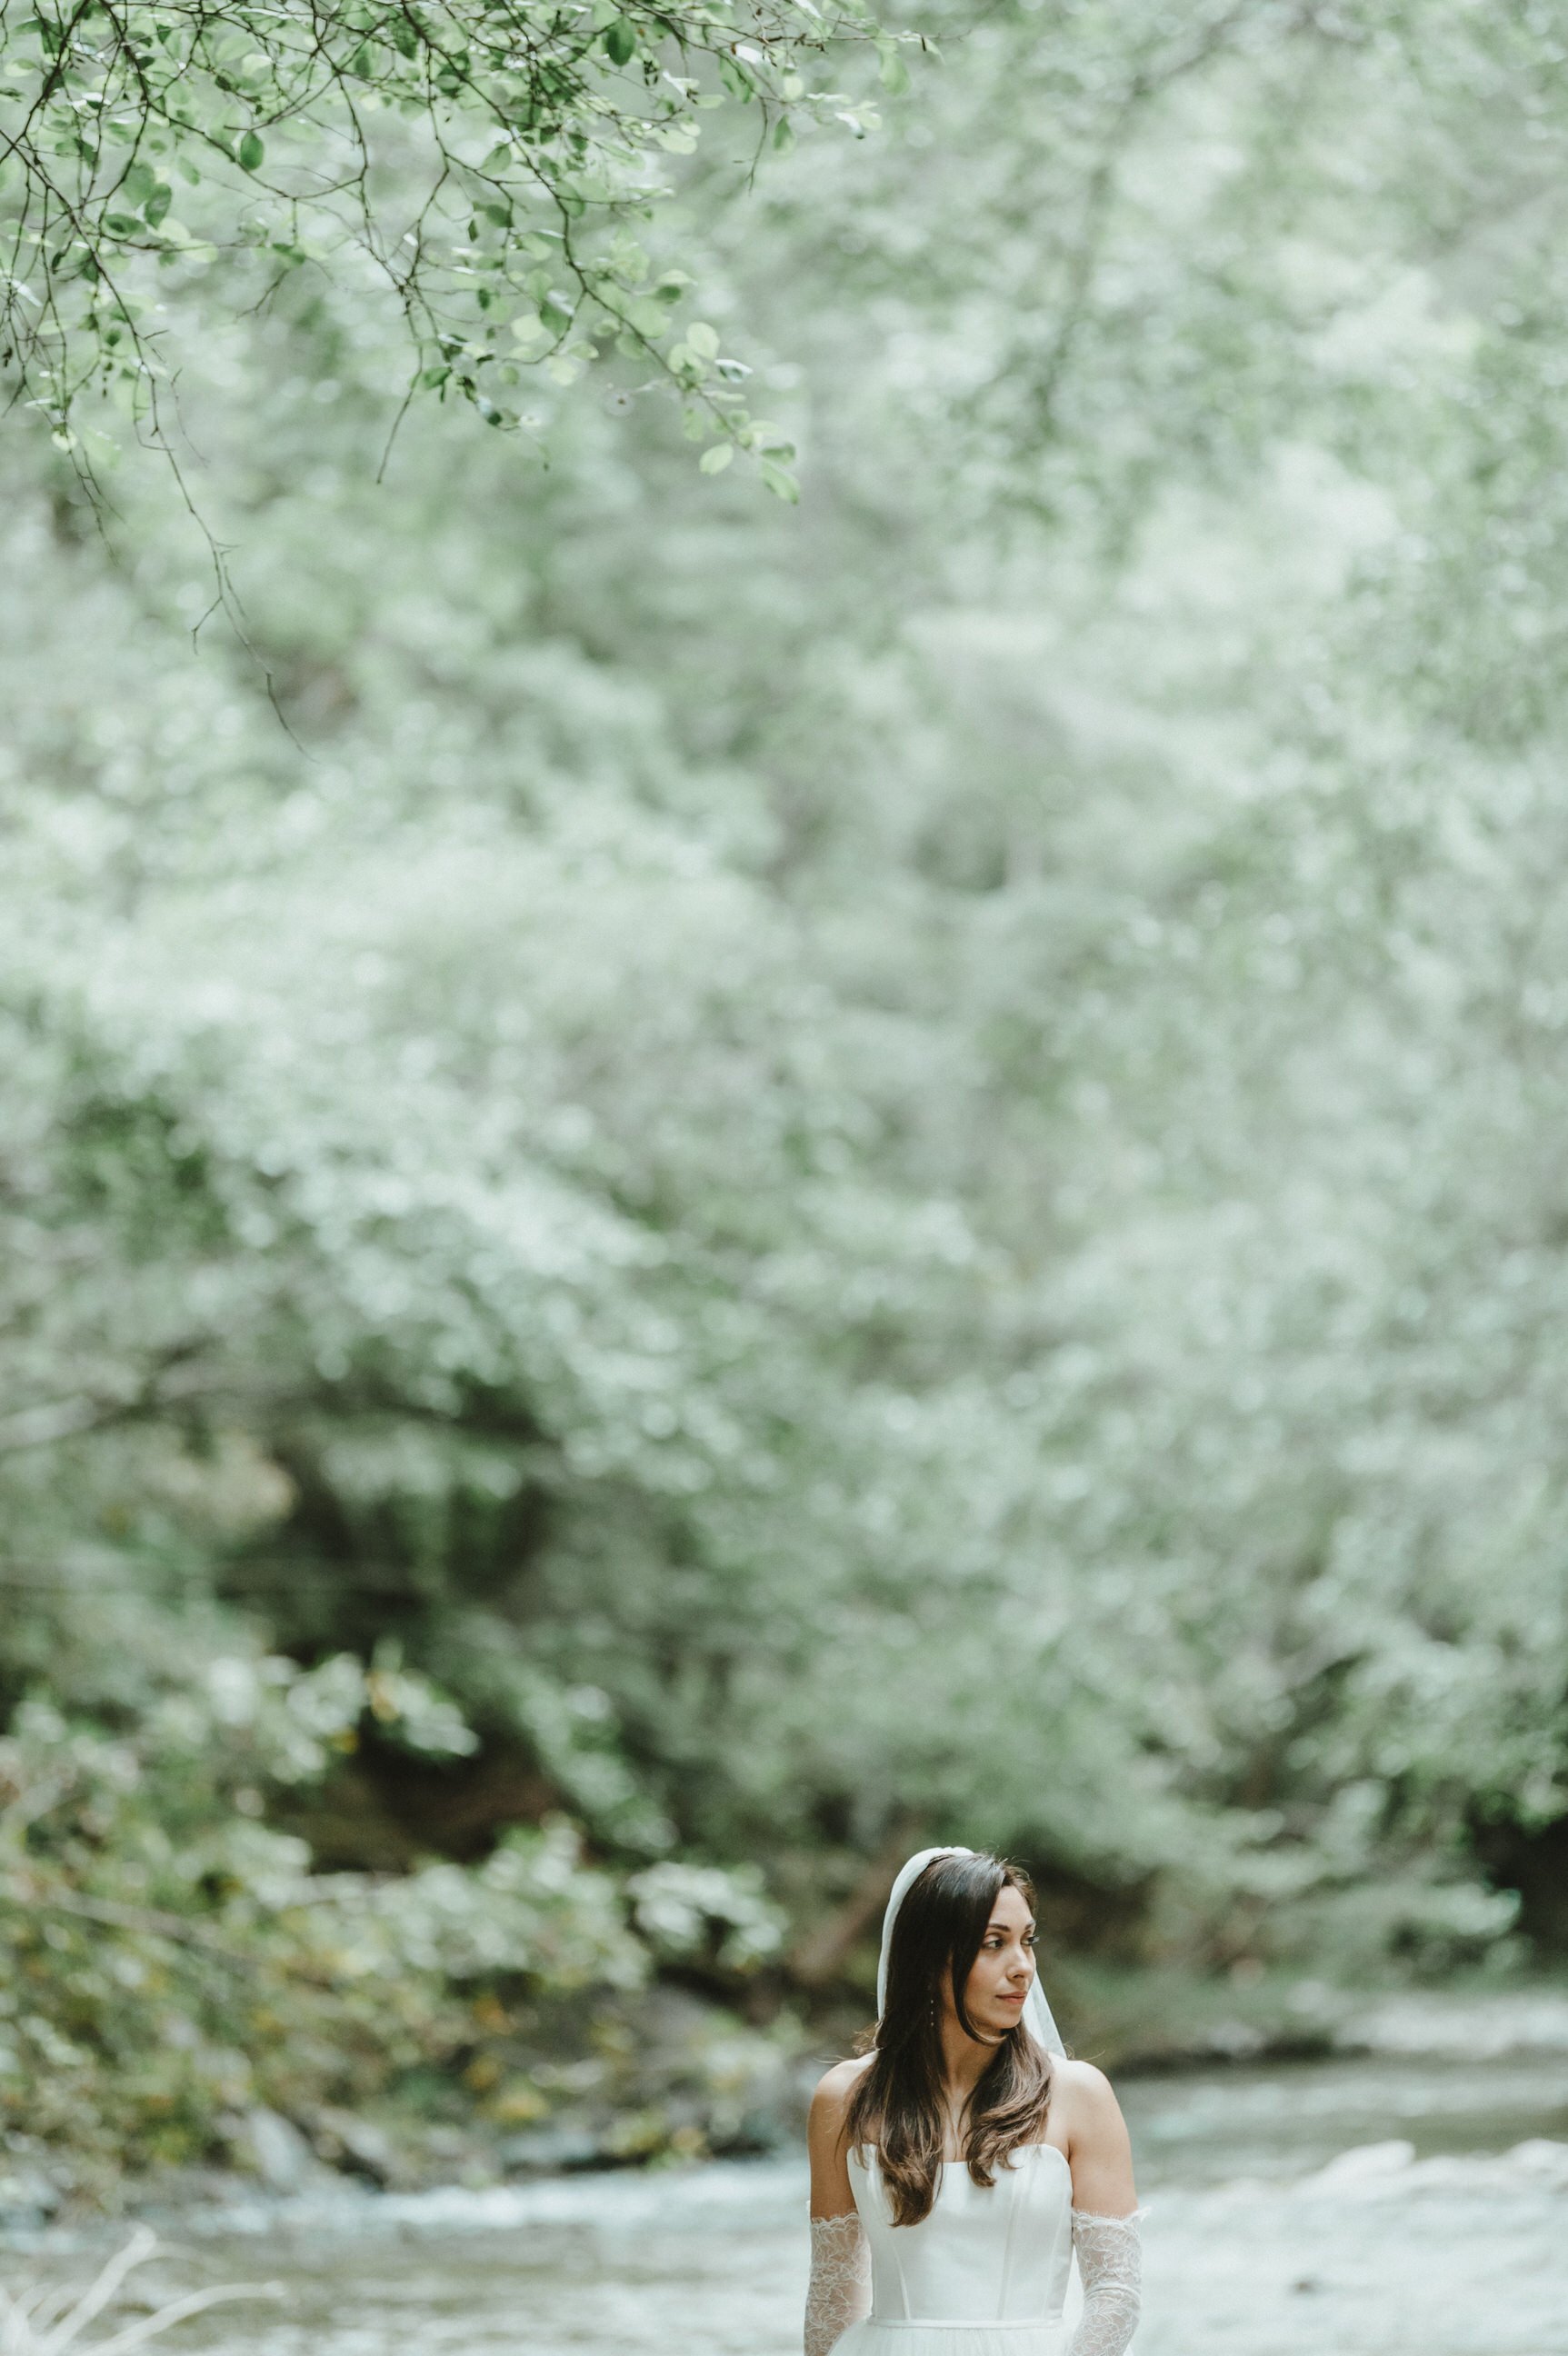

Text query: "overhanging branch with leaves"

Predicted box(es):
[0, 0, 913, 488]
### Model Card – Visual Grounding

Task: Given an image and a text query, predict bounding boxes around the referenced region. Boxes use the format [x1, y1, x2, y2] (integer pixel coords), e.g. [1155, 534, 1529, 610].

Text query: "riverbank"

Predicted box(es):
[7, 1974, 1566, 2237]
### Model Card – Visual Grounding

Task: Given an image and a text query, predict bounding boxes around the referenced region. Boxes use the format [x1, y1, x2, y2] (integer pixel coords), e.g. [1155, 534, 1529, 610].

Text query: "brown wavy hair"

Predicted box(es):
[843, 1851, 1055, 2226]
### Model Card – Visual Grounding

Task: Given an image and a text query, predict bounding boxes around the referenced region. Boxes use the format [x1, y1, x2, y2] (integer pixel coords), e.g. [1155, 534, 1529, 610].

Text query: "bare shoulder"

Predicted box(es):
[1051, 2054, 1122, 2108]
[807, 2053, 873, 2212]
[809, 2052, 873, 2129]
[1050, 2056, 1129, 2141]
[1050, 2056, 1135, 2205]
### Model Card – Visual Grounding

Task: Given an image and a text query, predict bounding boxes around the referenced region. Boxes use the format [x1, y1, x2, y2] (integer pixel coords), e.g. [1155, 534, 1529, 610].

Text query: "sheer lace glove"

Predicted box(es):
[804, 2212, 872, 2356]
[1066, 2206, 1146, 2356]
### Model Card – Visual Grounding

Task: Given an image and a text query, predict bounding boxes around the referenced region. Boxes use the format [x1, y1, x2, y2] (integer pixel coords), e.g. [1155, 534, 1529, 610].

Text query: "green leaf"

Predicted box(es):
[143, 184, 173, 228]
[685, 322, 720, 359]
[761, 459, 799, 503]
[238, 130, 265, 173]
[699, 442, 734, 474]
[876, 39, 911, 95]
[773, 116, 795, 155]
[604, 18, 636, 65]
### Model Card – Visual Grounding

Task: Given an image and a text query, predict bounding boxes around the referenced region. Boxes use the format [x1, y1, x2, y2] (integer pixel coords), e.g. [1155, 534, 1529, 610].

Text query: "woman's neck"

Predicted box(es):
[937, 2012, 1001, 2109]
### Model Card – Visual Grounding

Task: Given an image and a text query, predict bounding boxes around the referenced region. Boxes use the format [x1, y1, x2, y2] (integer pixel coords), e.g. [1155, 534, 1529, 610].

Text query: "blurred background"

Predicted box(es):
[5, 1, 1568, 2346]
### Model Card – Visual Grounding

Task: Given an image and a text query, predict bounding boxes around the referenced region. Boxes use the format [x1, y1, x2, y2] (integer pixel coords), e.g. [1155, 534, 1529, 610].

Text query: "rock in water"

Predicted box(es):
[234, 2106, 329, 2193]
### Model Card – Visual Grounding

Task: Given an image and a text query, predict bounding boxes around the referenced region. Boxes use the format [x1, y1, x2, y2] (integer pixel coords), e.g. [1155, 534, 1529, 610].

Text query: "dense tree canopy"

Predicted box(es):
[5, 0, 1568, 2186]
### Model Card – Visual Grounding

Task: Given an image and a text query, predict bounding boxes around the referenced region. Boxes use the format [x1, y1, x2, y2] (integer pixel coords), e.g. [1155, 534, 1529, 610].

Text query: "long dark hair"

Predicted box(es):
[843, 1851, 1054, 2227]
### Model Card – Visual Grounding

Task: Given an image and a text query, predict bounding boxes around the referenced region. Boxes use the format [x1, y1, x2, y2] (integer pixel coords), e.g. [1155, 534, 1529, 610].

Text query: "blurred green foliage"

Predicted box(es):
[5, 0, 1568, 2184]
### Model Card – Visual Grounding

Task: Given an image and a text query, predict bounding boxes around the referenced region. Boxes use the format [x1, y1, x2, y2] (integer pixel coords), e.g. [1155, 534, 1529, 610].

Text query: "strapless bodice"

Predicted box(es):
[847, 2141, 1074, 2331]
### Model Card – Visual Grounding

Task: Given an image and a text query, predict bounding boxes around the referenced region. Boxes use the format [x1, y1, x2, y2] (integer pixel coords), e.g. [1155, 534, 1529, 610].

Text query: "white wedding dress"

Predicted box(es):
[804, 2141, 1145, 2356]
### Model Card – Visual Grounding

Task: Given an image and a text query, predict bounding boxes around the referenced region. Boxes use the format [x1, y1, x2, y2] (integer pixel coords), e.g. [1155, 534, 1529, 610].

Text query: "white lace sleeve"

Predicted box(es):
[804, 2211, 872, 2356]
[1066, 2206, 1146, 2356]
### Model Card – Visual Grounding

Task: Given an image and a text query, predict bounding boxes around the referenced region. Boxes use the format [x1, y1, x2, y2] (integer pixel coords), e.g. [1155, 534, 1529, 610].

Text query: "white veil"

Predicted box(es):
[875, 1844, 1065, 2057]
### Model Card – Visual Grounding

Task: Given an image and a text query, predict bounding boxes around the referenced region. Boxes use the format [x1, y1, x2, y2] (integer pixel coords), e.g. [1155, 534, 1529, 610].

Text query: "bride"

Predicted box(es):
[804, 1848, 1145, 2356]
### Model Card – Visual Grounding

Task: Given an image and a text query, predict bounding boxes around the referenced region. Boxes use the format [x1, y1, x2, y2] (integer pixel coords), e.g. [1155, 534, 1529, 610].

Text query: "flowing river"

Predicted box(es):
[12, 2031, 1568, 2356]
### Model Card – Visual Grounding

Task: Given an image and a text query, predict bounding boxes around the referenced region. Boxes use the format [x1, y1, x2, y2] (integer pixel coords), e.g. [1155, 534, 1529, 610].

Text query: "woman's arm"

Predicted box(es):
[1060, 2061, 1145, 2356]
[1061, 2059, 1137, 2217]
[804, 2060, 872, 2356]
[808, 2059, 864, 2219]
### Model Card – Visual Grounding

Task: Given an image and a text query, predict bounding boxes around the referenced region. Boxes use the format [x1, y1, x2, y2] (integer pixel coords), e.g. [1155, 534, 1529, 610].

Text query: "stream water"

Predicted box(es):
[12, 2043, 1568, 2356]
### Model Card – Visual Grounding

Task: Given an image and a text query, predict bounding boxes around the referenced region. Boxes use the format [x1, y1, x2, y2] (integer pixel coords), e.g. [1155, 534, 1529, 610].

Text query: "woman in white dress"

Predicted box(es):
[804, 1848, 1145, 2356]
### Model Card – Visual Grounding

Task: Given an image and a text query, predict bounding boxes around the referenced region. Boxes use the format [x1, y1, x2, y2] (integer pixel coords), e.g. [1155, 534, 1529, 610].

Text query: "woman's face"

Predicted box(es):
[950, 1880, 1037, 2040]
